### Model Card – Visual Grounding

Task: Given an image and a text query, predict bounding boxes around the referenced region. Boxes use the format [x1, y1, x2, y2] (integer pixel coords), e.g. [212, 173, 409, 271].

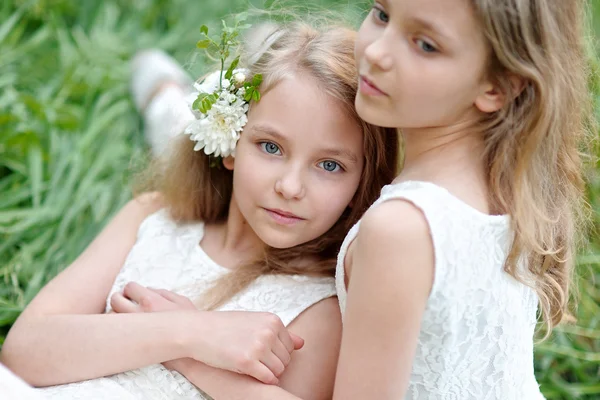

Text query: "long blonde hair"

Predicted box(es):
[150, 21, 399, 309]
[472, 0, 595, 333]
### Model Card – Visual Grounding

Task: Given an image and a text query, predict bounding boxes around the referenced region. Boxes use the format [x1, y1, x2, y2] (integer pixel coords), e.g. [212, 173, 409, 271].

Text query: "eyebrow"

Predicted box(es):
[249, 124, 360, 165]
[378, 0, 456, 45]
[249, 124, 287, 143]
[410, 16, 455, 43]
[320, 148, 360, 164]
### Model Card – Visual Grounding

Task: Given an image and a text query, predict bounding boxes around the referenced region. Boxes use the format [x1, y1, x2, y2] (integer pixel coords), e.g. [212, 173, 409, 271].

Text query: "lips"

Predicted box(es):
[359, 75, 387, 96]
[268, 208, 302, 219]
[264, 208, 305, 225]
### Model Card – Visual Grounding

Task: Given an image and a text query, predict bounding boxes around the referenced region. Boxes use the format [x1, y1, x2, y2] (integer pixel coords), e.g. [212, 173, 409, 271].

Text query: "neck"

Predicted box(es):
[397, 121, 491, 213]
[204, 192, 265, 268]
[399, 120, 486, 182]
[224, 193, 264, 257]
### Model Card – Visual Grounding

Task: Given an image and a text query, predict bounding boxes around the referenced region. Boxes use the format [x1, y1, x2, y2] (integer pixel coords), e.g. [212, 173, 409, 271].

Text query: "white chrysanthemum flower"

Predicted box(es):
[184, 89, 249, 158]
[227, 93, 238, 103]
[184, 68, 253, 158]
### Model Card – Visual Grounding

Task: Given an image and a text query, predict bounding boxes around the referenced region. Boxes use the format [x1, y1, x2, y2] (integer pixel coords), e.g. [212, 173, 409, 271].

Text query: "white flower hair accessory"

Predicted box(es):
[184, 19, 262, 159]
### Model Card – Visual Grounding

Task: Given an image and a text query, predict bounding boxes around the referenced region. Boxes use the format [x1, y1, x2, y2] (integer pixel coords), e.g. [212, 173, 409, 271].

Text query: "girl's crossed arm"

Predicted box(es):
[114, 284, 342, 400]
[0, 194, 168, 386]
[0, 194, 296, 387]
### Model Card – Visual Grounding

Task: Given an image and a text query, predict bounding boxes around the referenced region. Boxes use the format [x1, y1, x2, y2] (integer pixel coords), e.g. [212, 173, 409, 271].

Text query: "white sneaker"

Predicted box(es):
[130, 26, 281, 156]
[130, 50, 195, 156]
[243, 22, 279, 65]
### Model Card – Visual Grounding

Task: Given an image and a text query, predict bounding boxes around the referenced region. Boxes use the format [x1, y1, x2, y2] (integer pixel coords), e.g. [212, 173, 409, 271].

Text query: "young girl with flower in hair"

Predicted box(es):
[0, 21, 398, 400]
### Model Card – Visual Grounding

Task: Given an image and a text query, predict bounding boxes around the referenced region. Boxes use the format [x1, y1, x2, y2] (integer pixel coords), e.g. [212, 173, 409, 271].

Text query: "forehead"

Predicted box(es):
[246, 74, 364, 154]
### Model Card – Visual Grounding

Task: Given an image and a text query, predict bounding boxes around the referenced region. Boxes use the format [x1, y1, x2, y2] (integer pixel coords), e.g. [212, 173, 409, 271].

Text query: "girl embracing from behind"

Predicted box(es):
[331, 0, 595, 399]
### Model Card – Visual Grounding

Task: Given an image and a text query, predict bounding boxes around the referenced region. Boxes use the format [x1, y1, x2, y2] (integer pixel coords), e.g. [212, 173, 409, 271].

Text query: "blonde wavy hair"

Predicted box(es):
[472, 0, 595, 333]
[145, 21, 399, 309]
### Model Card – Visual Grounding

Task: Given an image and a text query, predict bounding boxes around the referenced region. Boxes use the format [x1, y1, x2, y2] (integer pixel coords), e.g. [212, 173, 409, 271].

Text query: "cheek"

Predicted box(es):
[394, 64, 472, 110]
[355, 21, 375, 63]
[312, 177, 360, 219]
[232, 154, 264, 196]
[429, 59, 481, 96]
[354, 36, 365, 62]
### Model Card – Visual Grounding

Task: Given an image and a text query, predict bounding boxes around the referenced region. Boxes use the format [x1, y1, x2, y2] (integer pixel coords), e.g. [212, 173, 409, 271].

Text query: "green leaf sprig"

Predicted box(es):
[194, 14, 263, 114]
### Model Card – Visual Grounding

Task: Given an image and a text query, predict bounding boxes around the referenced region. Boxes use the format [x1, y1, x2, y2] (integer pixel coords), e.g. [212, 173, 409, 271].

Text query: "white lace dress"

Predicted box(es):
[36, 209, 336, 400]
[336, 181, 545, 400]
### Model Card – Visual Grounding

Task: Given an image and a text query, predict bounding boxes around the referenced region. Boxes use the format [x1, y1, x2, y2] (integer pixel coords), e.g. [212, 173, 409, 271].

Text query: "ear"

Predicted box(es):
[475, 74, 526, 114]
[222, 156, 235, 170]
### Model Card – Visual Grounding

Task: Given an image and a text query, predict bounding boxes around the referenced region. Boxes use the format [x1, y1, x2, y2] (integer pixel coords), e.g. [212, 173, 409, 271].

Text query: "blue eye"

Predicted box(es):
[372, 6, 389, 23]
[319, 160, 341, 172]
[416, 39, 437, 53]
[260, 142, 281, 155]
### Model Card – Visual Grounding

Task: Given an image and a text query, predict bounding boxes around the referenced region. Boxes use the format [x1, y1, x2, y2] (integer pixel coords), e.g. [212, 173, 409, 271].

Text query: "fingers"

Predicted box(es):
[120, 283, 195, 313]
[271, 338, 292, 368]
[264, 315, 301, 370]
[290, 332, 305, 350]
[150, 288, 195, 309]
[259, 316, 294, 379]
[260, 352, 286, 380]
[275, 324, 303, 351]
[150, 288, 181, 302]
[123, 282, 154, 305]
[123, 282, 176, 312]
[238, 359, 279, 385]
[232, 314, 291, 383]
[110, 292, 139, 313]
[277, 331, 294, 355]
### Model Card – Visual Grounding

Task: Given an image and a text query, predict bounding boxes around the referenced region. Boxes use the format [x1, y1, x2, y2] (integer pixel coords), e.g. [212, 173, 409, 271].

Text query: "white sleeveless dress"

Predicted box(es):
[0, 363, 46, 400]
[36, 209, 336, 400]
[336, 181, 545, 400]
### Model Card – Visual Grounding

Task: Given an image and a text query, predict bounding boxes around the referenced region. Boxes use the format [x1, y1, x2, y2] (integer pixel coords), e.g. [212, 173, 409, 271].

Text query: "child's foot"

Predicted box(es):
[130, 50, 195, 156]
[130, 25, 280, 156]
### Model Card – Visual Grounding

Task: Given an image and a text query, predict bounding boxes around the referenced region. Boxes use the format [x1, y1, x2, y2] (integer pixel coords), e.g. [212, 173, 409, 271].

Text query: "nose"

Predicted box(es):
[275, 166, 306, 200]
[364, 32, 394, 71]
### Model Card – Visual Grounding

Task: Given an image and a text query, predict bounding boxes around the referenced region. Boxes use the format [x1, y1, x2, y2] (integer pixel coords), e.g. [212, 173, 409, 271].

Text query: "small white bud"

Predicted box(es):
[233, 72, 246, 84]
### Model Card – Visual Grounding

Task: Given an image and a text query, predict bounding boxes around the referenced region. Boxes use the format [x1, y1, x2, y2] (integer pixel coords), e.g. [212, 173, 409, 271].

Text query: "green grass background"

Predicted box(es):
[0, 0, 598, 398]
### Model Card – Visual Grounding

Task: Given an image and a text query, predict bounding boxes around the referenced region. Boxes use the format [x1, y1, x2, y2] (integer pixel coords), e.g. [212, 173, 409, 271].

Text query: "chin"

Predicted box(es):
[355, 96, 396, 128]
[262, 237, 301, 250]
[258, 231, 304, 250]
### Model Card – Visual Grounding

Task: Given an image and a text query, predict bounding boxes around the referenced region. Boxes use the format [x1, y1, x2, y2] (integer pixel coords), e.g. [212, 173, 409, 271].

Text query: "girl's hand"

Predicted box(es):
[111, 282, 304, 385]
[110, 282, 196, 313]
